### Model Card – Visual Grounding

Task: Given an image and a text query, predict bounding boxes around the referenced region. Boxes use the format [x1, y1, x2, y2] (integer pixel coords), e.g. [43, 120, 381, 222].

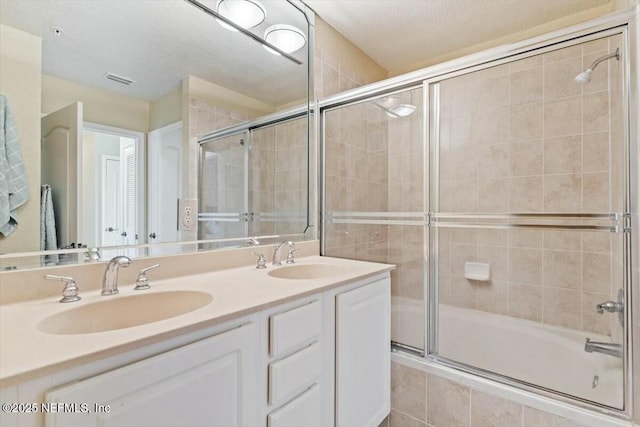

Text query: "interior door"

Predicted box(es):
[41, 102, 83, 249]
[100, 155, 121, 246]
[148, 122, 182, 246]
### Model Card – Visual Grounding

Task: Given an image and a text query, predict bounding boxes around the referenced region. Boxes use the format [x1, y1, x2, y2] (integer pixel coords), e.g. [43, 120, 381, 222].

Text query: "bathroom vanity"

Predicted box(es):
[0, 255, 392, 427]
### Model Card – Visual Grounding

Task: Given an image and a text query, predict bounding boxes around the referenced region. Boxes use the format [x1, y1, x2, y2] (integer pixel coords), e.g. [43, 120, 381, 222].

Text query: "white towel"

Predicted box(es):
[40, 184, 59, 255]
[0, 95, 30, 236]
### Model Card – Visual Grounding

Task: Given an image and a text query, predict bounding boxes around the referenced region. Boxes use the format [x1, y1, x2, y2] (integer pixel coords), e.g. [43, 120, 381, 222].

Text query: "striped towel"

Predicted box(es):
[0, 95, 30, 236]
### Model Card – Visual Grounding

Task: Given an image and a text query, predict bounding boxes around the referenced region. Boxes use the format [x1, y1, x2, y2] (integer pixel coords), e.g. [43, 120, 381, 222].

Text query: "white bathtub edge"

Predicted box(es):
[391, 351, 632, 427]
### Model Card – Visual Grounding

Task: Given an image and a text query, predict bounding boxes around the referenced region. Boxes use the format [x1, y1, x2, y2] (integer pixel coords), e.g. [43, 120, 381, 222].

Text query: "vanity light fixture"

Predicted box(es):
[215, 0, 266, 32]
[263, 24, 307, 55]
[186, 0, 303, 65]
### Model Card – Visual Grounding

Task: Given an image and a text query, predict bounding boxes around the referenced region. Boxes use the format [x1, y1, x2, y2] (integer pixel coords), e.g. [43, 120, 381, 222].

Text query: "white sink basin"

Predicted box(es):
[268, 264, 347, 280]
[38, 291, 213, 335]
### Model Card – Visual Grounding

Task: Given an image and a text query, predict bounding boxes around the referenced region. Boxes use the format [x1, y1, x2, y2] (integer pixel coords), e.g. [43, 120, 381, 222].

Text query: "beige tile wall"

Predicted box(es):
[324, 100, 390, 261]
[436, 35, 624, 336]
[249, 116, 308, 237]
[387, 362, 588, 427]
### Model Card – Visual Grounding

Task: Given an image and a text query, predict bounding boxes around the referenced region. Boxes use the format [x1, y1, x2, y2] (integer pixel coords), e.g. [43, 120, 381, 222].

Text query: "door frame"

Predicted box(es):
[84, 122, 145, 246]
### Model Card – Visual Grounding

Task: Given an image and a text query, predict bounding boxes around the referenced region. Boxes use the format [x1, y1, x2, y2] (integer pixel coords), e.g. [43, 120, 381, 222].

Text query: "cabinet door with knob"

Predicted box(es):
[335, 278, 391, 427]
[44, 323, 259, 427]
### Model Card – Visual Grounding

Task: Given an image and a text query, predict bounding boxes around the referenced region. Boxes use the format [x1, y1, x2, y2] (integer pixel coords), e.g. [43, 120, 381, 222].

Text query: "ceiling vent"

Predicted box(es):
[105, 72, 135, 86]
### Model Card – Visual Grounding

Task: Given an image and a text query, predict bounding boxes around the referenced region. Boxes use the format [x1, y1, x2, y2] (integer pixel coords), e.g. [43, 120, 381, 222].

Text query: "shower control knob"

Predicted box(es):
[596, 300, 623, 314]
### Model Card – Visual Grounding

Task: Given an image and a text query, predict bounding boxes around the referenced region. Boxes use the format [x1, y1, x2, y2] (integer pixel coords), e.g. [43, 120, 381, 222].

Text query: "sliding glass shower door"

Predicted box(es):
[428, 32, 627, 409]
[198, 115, 310, 243]
[322, 87, 426, 351]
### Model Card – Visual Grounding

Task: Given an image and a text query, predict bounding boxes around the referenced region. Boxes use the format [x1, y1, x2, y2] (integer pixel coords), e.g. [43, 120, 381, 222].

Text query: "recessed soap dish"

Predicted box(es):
[464, 262, 490, 281]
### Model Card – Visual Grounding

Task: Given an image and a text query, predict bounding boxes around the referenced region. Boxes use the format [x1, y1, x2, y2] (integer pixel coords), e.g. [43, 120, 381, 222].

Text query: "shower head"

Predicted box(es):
[574, 69, 593, 84]
[574, 47, 620, 84]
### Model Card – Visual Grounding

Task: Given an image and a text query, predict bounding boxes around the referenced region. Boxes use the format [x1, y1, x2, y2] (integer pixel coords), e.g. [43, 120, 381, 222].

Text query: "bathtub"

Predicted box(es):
[391, 297, 624, 409]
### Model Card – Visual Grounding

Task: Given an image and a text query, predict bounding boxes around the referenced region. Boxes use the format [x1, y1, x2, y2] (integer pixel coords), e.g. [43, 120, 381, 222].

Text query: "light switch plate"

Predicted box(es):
[178, 198, 198, 231]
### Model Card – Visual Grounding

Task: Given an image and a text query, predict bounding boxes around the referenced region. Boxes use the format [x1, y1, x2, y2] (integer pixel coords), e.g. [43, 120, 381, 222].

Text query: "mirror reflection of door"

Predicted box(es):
[41, 102, 82, 250]
[100, 155, 121, 246]
[82, 124, 143, 248]
[148, 121, 182, 247]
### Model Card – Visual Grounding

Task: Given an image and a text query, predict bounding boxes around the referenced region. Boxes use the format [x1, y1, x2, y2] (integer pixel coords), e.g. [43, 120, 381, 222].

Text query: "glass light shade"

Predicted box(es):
[215, 0, 266, 32]
[377, 97, 400, 110]
[263, 24, 307, 55]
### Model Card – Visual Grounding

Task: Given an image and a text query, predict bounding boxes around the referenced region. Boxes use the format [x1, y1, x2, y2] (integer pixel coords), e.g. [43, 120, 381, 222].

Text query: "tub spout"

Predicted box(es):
[584, 338, 622, 358]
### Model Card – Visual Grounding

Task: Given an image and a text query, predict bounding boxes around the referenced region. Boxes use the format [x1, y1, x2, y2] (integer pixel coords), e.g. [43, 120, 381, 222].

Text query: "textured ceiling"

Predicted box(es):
[304, 0, 613, 74]
[0, 0, 309, 105]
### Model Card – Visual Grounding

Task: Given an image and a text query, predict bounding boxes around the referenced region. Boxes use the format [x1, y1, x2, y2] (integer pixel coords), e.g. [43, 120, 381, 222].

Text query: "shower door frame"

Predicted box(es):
[317, 6, 639, 421]
[424, 26, 632, 415]
[197, 106, 314, 241]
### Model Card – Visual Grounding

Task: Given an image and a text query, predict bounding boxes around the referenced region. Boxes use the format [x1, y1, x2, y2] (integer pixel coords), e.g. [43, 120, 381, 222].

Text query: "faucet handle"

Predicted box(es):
[134, 264, 160, 290]
[596, 300, 623, 314]
[285, 248, 300, 264]
[84, 247, 101, 262]
[45, 274, 81, 303]
[252, 252, 267, 269]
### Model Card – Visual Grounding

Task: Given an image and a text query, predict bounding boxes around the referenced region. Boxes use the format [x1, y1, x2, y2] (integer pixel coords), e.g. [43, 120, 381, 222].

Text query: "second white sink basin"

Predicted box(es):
[268, 264, 347, 280]
[38, 290, 213, 335]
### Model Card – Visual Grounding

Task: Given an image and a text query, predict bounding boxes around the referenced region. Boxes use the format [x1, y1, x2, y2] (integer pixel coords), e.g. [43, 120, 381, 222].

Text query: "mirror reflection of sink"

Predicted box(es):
[268, 264, 347, 280]
[38, 291, 213, 335]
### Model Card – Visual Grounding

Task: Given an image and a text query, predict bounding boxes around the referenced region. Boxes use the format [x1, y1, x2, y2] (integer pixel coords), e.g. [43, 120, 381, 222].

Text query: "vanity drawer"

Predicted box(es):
[269, 341, 321, 405]
[269, 300, 321, 357]
[267, 384, 321, 427]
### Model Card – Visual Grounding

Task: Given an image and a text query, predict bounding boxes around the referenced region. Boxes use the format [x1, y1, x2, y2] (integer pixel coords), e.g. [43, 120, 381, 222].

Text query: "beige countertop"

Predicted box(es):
[0, 256, 393, 386]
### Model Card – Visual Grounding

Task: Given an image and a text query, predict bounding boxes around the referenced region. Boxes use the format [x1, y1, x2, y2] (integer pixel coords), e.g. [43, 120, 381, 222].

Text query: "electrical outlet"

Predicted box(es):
[178, 198, 198, 231]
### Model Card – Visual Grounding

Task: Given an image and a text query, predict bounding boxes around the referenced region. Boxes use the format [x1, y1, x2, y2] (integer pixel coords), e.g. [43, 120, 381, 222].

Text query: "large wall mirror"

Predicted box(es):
[0, 0, 312, 268]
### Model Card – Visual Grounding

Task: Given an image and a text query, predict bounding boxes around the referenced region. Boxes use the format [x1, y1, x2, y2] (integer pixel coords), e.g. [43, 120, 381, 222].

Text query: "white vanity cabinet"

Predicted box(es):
[44, 322, 259, 427]
[0, 269, 391, 427]
[335, 277, 391, 427]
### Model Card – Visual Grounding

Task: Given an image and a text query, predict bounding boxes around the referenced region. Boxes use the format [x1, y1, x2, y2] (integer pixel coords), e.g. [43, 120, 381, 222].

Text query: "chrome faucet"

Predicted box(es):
[102, 256, 131, 296]
[272, 241, 294, 266]
[584, 338, 622, 358]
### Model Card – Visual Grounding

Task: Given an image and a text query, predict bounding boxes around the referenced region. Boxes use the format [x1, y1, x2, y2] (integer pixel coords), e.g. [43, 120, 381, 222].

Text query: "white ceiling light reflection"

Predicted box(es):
[263, 24, 307, 55]
[375, 97, 416, 118]
[215, 0, 266, 32]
